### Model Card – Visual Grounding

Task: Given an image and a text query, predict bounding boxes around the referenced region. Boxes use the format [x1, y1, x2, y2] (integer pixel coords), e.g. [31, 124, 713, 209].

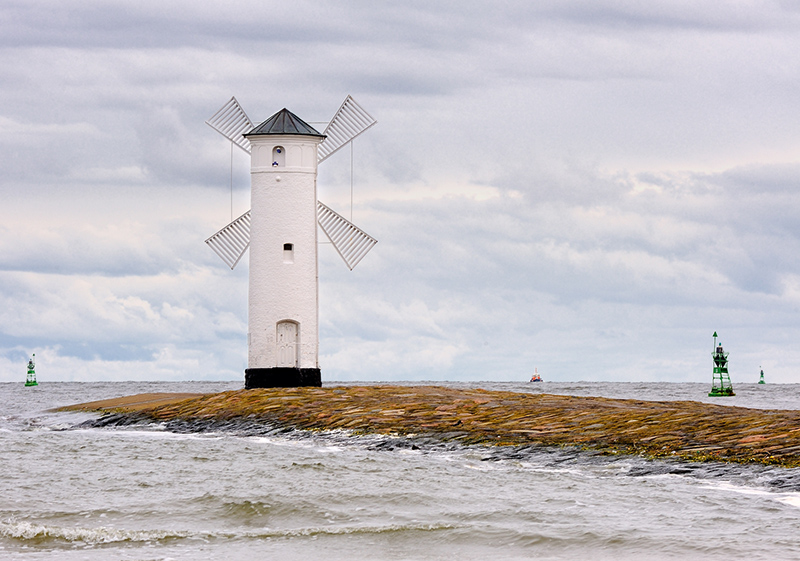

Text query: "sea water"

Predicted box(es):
[2, 381, 800, 560]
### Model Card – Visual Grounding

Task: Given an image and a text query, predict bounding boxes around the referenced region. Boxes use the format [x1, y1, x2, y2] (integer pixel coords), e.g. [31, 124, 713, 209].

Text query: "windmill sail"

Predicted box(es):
[205, 95, 378, 271]
[318, 95, 377, 163]
[205, 202, 376, 271]
[205, 211, 251, 269]
[205, 96, 254, 154]
[317, 201, 377, 270]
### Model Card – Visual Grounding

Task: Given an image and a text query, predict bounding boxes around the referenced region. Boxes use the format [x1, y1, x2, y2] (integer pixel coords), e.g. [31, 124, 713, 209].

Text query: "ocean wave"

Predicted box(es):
[776, 494, 800, 508]
[0, 519, 191, 544]
[699, 481, 800, 509]
[250, 521, 457, 538]
[0, 519, 456, 546]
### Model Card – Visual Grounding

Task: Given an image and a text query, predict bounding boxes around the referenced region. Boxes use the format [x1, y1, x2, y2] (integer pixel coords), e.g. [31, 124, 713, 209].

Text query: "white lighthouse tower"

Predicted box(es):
[204, 96, 378, 388]
[243, 109, 324, 387]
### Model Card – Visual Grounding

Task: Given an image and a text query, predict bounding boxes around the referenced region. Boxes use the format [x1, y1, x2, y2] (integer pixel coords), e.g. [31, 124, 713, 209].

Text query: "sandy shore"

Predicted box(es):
[60, 386, 800, 467]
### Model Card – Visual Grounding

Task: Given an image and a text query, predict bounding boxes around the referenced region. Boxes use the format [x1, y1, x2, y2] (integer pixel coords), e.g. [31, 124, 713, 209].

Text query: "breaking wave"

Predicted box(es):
[0, 519, 456, 546]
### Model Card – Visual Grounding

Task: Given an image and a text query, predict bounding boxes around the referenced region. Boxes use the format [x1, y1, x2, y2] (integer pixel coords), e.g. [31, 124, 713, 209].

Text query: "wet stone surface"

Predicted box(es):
[65, 385, 800, 469]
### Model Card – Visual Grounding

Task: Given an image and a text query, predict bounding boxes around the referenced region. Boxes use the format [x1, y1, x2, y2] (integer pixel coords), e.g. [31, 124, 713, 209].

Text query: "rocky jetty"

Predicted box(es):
[61, 386, 800, 468]
[59, 392, 206, 412]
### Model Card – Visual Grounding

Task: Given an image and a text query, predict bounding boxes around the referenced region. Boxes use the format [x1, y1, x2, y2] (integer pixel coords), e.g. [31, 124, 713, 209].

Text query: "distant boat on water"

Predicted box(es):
[530, 368, 543, 382]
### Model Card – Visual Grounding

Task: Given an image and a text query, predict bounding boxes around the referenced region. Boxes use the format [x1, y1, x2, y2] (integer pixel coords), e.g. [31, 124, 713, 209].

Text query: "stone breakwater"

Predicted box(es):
[61, 386, 800, 468]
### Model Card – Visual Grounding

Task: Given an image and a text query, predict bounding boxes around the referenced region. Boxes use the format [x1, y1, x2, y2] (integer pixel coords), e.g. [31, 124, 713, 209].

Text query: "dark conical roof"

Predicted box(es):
[244, 108, 324, 138]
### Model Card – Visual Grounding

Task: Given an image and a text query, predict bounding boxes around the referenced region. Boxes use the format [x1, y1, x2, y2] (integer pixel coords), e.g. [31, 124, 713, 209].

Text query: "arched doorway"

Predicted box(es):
[276, 320, 298, 367]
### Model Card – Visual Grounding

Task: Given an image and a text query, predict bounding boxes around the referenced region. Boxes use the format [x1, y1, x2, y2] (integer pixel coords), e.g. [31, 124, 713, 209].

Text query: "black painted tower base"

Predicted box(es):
[244, 367, 322, 389]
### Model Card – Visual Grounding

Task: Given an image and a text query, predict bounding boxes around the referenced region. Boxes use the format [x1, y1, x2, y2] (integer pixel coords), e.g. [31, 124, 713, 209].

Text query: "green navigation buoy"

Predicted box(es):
[709, 332, 734, 397]
[25, 354, 38, 387]
[758, 367, 765, 384]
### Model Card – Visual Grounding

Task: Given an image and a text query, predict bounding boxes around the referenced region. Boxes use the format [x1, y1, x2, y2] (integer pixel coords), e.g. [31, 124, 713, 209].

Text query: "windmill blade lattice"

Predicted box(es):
[205, 96, 254, 154]
[318, 95, 377, 163]
[317, 201, 377, 270]
[205, 95, 378, 271]
[204, 203, 378, 271]
[205, 211, 251, 269]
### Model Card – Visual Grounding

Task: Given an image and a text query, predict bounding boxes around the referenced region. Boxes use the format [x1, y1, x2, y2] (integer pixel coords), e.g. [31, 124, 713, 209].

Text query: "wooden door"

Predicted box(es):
[276, 321, 298, 367]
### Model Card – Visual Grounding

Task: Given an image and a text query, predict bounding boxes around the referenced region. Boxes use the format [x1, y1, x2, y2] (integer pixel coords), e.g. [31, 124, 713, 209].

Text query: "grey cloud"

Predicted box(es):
[2, 1, 800, 382]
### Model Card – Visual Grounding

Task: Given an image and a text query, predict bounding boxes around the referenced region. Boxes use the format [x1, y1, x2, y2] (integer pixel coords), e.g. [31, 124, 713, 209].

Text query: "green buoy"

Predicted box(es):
[709, 332, 734, 397]
[25, 354, 38, 387]
[758, 367, 765, 384]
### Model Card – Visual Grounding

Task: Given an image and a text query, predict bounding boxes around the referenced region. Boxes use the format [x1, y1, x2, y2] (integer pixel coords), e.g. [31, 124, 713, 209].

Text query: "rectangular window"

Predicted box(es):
[283, 243, 294, 263]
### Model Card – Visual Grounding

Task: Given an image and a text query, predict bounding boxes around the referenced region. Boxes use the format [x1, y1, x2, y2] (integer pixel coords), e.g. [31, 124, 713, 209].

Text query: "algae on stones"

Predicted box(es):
[62, 386, 800, 468]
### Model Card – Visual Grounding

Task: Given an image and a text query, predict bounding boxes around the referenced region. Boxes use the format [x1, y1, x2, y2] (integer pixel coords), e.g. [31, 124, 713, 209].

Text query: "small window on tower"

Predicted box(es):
[272, 146, 285, 167]
[283, 243, 294, 263]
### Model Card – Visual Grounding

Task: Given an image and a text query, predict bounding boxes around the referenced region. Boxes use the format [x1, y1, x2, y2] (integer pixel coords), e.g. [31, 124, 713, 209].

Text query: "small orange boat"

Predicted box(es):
[530, 368, 543, 382]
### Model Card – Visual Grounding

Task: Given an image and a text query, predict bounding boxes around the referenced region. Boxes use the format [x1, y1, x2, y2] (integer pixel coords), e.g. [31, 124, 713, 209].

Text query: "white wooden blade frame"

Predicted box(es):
[317, 201, 377, 270]
[318, 95, 377, 163]
[205, 202, 377, 271]
[205, 211, 251, 269]
[206, 96, 253, 154]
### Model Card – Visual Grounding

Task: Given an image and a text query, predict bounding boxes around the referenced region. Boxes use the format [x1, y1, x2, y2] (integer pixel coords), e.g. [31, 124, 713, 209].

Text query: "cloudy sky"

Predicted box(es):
[1, 1, 800, 383]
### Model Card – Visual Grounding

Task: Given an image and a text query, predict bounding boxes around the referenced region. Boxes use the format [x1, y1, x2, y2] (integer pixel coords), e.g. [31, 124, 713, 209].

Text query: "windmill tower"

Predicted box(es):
[205, 96, 377, 388]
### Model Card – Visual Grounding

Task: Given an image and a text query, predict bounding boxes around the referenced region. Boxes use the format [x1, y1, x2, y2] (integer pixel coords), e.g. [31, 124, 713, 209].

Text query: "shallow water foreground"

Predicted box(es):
[2, 381, 800, 560]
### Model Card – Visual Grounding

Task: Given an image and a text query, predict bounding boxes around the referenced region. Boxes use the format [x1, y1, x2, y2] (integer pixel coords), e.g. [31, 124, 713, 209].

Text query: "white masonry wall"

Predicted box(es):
[247, 133, 321, 370]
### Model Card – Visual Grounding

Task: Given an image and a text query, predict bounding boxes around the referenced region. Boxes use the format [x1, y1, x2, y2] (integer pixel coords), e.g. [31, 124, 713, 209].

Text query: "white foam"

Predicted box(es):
[248, 435, 345, 454]
[700, 480, 776, 497]
[239, 521, 457, 538]
[0, 519, 455, 544]
[0, 519, 189, 544]
[700, 481, 800, 509]
[463, 463, 497, 471]
[775, 494, 800, 508]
